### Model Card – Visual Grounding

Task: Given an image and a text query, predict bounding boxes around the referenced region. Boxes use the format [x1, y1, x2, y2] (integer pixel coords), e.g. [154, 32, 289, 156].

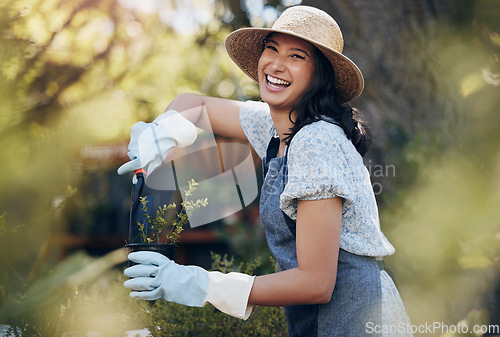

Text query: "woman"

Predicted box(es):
[120, 6, 412, 337]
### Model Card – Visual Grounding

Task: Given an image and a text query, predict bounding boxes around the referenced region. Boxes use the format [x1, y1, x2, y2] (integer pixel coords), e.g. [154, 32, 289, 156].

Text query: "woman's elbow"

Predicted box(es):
[309, 280, 336, 304]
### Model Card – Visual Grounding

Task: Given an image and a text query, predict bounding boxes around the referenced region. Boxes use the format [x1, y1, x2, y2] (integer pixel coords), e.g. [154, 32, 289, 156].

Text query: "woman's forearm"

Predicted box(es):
[165, 93, 246, 141]
[165, 93, 207, 128]
[249, 267, 336, 306]
[248, 198, 342, 307]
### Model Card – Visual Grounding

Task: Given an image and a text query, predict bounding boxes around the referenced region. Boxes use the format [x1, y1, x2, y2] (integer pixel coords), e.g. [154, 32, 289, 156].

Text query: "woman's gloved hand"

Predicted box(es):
[124, 251, 255, 320]
[117, 110, 197, 178]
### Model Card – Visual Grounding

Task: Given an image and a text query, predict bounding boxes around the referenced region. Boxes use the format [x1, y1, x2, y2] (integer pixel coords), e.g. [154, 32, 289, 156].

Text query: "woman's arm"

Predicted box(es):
[165, 93, 247, 141]
[248, 197, 342, 306]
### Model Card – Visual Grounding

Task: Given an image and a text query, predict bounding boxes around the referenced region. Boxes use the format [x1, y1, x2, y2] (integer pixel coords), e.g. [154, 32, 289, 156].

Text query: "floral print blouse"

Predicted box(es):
[239, 100, 395, 258]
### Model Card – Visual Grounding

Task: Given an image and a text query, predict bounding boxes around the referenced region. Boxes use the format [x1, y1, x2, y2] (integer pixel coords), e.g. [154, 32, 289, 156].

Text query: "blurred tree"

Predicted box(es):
[0, 0, 311, 281]
[0, 0, 247, 288]
[302, 0, 473, 204]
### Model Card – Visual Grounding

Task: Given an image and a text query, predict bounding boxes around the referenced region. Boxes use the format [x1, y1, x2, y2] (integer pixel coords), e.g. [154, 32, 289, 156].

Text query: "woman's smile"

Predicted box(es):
[265, 74, 291, 89]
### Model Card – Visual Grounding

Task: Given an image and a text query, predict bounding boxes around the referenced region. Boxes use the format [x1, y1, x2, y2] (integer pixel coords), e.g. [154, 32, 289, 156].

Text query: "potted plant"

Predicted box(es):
[126, 177, 208, 260]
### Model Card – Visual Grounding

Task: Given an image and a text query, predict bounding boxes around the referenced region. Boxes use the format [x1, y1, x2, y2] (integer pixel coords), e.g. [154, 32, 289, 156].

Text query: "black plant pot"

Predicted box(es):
[126, 243, 178, 266]
[127, 171, 179, 265]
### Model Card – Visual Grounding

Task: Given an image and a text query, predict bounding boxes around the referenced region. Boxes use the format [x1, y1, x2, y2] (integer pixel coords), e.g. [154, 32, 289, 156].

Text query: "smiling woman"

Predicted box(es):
[257, 34, 315, 121]
[119, 5, 413, 337]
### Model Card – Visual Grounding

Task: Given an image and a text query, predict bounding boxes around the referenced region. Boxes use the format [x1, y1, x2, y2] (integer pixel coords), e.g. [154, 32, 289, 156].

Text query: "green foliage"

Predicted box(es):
[0, 249, 133, 336]
[380, 0, 500, 328]
[0, 0, 251, 291]
[142, 301, 287, 337]
[136, 196, 177, 244]
[0, 212, 22, 238]
[0, 251, 287, 336]
[136, 179, 208, 245]
[141, 253, 287, 337]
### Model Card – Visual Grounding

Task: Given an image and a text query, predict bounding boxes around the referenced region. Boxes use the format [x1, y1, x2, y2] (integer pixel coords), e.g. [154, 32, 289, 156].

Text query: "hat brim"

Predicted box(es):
[225, 27, 364, 103]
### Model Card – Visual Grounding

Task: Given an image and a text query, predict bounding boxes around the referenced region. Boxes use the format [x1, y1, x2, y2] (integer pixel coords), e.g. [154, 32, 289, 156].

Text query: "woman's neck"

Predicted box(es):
[270, 108, 295, 157]
[270, 108, 294, 143]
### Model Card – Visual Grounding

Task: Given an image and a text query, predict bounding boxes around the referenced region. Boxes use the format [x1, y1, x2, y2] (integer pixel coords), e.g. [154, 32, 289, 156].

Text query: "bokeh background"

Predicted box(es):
[0, 0, 499, 336]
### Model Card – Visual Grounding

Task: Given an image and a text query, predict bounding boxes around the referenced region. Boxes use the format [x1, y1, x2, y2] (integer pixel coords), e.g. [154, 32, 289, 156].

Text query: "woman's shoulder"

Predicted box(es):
[240, 100, 270, 115]
[239, 100, 274, 159]
[289, 120, 351, 152]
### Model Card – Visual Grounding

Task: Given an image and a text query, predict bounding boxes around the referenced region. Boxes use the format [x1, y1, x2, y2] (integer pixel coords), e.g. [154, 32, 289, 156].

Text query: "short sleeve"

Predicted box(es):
[239, 100, 274, 159]
[280, 121, 364, 220]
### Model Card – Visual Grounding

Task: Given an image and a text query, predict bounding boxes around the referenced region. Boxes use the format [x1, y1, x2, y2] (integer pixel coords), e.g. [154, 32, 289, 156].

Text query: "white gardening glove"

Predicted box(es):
[124, 251, 255, 320]
[117, 110, 197, 178]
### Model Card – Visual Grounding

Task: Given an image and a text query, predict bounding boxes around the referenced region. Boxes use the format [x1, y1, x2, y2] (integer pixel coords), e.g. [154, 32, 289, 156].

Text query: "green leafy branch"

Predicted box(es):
[137, 179, 208, 245]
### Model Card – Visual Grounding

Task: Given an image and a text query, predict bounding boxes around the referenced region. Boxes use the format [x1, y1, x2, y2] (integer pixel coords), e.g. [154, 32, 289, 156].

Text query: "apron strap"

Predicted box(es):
[263, 135, 280, 177]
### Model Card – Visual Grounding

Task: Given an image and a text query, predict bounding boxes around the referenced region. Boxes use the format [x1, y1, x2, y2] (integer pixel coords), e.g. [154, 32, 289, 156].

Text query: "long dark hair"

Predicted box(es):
[283, 47, 373, 156]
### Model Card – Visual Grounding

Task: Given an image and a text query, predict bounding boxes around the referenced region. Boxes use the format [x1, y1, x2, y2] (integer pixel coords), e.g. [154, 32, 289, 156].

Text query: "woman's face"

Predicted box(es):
[257, 33, 315, 115]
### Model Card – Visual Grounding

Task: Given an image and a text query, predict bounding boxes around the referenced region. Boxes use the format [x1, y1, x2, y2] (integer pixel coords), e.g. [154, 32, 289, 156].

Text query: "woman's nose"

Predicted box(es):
[270, 55, 285, 71]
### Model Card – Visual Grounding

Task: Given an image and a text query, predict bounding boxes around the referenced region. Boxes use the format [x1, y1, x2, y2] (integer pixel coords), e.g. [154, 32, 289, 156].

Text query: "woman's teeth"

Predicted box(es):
[267, 75, 290, 87]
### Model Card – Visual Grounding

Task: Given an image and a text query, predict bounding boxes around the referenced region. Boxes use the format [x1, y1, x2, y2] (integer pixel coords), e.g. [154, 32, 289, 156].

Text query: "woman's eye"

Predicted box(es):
[291, 54, 305, 60]
[265, 45, 278, 52]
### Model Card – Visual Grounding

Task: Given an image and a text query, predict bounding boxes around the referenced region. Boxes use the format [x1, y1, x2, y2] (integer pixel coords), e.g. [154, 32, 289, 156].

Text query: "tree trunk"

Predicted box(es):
[303, 0, 466, 198]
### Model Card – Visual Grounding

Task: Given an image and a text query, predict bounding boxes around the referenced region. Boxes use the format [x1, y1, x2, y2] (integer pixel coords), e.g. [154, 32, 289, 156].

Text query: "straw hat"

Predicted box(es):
[225, 5, 364, 103]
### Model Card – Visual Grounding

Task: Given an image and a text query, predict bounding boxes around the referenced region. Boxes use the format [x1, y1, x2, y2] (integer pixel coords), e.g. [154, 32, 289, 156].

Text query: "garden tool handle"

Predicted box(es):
[129, 168, 147, 244]
[135, 168, 147, 176]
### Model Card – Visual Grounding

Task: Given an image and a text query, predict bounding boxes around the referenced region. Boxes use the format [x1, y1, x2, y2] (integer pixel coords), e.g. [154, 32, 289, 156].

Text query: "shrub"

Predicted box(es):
[140, 253, 288, 337]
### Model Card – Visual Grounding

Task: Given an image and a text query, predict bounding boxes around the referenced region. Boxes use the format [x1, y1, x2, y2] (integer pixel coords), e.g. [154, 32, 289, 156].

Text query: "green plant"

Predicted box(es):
[136, 179, 208, 245]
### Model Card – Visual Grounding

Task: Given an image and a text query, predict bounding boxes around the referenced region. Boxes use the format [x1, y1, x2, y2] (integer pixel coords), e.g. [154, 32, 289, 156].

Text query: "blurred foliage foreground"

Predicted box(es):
[0, 251, 287, 337]
[380, 5, 500, 336]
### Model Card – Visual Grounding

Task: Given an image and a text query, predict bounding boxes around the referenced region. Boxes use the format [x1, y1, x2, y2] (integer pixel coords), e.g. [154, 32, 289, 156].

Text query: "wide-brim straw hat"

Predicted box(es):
[225, 5, 364, 103]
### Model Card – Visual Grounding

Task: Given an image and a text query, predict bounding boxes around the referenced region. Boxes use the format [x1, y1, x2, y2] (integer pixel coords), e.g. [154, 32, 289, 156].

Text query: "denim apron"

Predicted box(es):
[260, 136, 383, 337]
